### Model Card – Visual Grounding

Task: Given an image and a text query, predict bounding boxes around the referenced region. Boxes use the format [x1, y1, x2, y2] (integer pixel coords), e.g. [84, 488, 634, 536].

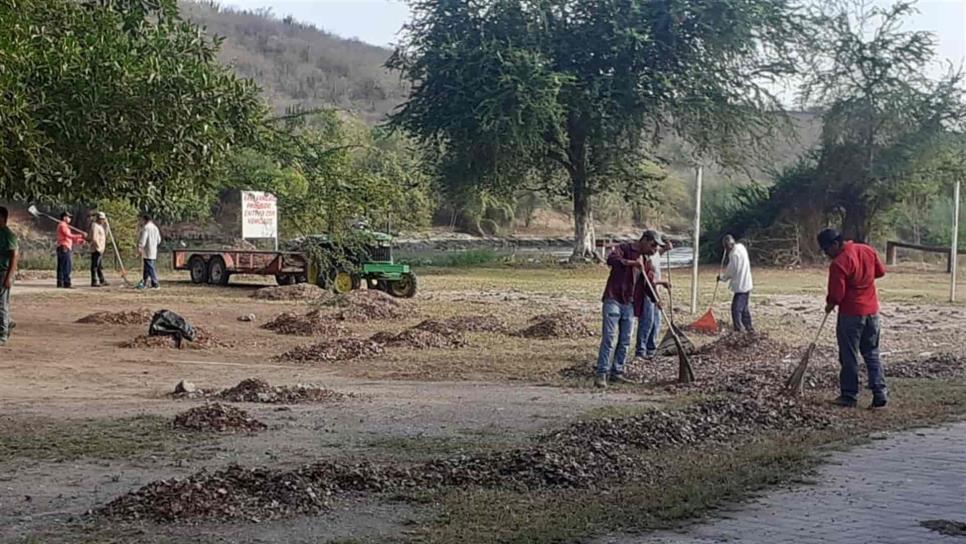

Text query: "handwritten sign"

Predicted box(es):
[241, 191, 278, 239]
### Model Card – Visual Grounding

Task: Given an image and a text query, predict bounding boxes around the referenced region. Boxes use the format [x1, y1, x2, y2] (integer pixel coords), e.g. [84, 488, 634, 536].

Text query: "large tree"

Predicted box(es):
[0, 0, 265, 216]
[798, 0, 966, 242]
[389, 0, 803, 258]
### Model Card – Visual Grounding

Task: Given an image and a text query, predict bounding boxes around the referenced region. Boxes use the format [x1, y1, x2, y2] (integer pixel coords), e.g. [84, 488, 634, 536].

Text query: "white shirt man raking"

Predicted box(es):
[719, 235, 754, 332]
[137, 215, 162, 289]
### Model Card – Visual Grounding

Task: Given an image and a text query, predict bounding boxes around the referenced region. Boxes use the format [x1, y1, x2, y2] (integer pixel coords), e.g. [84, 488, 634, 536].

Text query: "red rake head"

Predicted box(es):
[687, 309, 719, 334]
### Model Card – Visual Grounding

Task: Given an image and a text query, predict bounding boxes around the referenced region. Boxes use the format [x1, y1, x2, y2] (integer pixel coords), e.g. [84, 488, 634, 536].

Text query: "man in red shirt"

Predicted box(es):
[817, 229, 888, 408]
[56, 212, 86, 289]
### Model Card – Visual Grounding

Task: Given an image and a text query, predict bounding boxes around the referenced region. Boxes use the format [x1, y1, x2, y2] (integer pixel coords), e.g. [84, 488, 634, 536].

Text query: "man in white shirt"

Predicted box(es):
[137, 213, 162, 290]
[88, 212, 108, 287]
[718, 235, 754, 332]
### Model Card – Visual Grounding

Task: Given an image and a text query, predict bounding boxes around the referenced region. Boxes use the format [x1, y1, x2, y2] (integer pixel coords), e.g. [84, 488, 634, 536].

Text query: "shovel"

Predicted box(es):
[687, 251, 728, 334]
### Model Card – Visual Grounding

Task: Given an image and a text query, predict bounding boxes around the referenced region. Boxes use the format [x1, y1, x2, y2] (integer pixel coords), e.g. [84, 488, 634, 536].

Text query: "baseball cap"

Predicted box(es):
[96, 212, 106, 219]
[641, 229, 666, 247]
[816, 228, 842, 249]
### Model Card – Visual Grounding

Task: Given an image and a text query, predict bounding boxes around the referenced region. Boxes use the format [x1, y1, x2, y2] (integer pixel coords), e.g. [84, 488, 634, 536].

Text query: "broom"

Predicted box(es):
[104, 217, 130, 286]
[687, 252, 728, 334]
[784, 310, 832, 395]
[641, 267, 695, 384]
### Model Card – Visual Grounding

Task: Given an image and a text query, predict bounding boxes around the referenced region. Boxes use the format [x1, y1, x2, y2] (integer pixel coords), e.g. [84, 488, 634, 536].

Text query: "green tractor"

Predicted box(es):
[285, 230, 417, 298]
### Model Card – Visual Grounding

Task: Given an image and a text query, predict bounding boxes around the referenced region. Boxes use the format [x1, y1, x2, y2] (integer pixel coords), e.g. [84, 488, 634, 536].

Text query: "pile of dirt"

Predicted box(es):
[370, 328, 467, 349]
[515, 312, 594, 339]
[888, 353, 966, 379]
[252, 283, 329, 302]
[77, 308, 153, 326]
[415, 315, 509, 335]
[101, 394, 834, 523]
[121, 327, 231, 350]
[261, 311, 347, 337]
[276, 337, 384, 363]
[328, 290, 405, 321]
[172, 403, 267, 433]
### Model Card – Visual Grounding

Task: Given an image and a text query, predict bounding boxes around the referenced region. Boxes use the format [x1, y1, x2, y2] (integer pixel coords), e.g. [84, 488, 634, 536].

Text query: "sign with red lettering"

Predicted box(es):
[241, 191, 278, 239]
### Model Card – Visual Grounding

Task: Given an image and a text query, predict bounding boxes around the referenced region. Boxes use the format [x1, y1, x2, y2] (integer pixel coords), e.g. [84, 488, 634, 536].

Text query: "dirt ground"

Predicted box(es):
[1, 264, 965, 543]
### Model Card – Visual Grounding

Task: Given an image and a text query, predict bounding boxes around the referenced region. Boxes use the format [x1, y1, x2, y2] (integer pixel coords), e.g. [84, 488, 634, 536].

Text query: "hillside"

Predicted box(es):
[181, 1, 407, 123]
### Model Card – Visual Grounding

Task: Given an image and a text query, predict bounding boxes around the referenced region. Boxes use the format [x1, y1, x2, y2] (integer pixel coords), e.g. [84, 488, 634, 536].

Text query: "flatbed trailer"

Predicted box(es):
[172, 249, 309, 286]
[171, 247, 417, 297]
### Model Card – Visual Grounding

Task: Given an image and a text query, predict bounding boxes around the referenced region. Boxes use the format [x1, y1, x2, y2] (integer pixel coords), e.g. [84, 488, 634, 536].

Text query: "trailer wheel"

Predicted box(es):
[275, 274, 295, 286]
[207, 257, 230, 286]
[387, 273, 417, 298]
[188, 256, 208, 284]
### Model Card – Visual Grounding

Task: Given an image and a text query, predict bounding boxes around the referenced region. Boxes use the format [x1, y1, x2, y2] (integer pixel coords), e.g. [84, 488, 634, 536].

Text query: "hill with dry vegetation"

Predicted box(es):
[181, 1, 407, 123]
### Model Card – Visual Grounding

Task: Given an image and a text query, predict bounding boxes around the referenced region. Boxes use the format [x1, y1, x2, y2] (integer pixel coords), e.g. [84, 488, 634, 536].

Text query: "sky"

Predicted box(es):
[223, 0, 965, 66]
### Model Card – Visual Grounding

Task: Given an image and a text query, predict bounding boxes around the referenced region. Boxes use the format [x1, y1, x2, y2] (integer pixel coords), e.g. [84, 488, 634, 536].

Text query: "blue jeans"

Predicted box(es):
[56, 247, 72, 287]
[142, 259, 159, 288]
[836, 314, 887, 401]
[635, 298, 661, 356]
[596, 299, 635, 377]
[0, 286, 10, 341]
[731, 292, 753, 332]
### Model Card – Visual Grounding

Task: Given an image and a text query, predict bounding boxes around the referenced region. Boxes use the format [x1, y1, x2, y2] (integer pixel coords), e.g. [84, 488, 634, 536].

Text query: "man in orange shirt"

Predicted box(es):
[817, 229, 888, 409]
[56, 211, 86, 289]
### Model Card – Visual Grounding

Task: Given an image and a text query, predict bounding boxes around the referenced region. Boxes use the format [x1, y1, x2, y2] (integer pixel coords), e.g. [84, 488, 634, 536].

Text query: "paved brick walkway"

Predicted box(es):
[598, 422, 966, 544]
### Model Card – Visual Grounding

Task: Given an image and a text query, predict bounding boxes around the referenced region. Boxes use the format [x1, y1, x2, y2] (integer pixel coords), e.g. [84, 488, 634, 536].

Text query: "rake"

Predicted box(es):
[784, 310, 832, 396]
[27, 205, 87, 235]
[656, 251, 695, 357]
[641, 266, 695, 384]
[687, 252, 728, 334]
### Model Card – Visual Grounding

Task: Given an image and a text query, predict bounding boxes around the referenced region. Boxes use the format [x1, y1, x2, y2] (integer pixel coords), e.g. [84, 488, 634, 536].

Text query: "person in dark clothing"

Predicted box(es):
[595, 230, 669, 388]
[817, 229, 888, 409]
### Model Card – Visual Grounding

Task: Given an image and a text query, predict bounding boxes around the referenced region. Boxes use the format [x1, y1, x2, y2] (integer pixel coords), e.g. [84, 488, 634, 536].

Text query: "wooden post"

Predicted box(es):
[690, 166, 703, 314]
[951, 180, 961, 303]
[886, 241, 897, 266]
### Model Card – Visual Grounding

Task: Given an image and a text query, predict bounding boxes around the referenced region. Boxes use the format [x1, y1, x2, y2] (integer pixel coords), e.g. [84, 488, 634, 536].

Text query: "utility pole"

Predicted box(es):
[951, 180, 961, 303]
[691, 166, 703, 314]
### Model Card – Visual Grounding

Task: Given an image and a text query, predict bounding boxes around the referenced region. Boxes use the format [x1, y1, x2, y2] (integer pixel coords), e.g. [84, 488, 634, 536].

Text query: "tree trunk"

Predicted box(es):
[567, 114, 599, 262]
[841, 202, 870, 243]
[572, 183, 596, 260]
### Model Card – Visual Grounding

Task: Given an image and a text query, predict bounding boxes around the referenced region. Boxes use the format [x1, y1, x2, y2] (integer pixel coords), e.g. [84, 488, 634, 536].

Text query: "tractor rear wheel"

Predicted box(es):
[387, 273, 417, 298]
[188, 256, 208, 284]
[331, 271, 355, 294]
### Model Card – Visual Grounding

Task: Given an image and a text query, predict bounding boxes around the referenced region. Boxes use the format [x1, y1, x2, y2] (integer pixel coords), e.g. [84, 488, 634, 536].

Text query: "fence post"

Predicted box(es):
[886, 241, 897, 266]
[951, 180, 960, 303]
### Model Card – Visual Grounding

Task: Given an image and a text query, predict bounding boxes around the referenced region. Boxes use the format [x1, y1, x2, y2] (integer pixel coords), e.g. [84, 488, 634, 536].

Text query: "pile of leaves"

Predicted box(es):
[888, 353, 966, 379]
[172, 403, 267, 433]
[77, 308, 153, 325]
[252, 284, 329, 302]
[515, 312, 594, 339]
[101, 395, 834, 523]
[415, 315, 509, 335]
[121, 327, 231, 350]
[326, 290, 405, 321]
[260, 311, 347, 337]
[174, 378, 353, 404]
[370, 328, 467, 349]
[276, 337, 384, 363]
[562, 332, 841, 394]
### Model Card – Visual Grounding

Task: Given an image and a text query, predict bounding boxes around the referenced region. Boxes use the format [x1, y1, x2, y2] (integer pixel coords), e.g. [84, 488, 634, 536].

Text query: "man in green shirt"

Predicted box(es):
[0, 206, 19, 345]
